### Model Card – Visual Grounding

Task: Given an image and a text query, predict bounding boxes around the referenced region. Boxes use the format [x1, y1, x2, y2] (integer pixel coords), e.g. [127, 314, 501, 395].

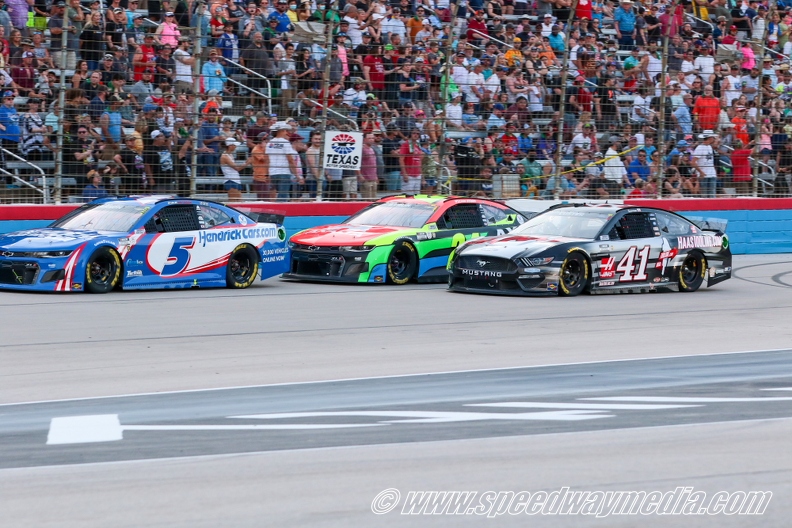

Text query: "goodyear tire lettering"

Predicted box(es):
[85, 247, 121, 293]
[387, 241, 418, 285]
[226, 244, 259, 289]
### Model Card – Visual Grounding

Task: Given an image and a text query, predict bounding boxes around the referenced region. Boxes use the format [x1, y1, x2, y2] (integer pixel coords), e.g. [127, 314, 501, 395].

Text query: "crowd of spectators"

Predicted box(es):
[0, 0, 791, 201]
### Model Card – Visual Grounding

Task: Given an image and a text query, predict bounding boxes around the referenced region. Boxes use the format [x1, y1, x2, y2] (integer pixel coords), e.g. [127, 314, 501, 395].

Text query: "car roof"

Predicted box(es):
[378, 194, 515, 209]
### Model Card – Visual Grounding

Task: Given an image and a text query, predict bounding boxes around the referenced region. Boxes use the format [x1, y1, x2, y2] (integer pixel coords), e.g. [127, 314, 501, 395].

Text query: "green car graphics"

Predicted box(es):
[285, 195, 526, 284]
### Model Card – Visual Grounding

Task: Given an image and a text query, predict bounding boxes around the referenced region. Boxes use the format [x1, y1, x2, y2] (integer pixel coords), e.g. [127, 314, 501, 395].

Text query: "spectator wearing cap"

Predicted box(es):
[399, 128, 423, 193]
[382, 7, 406, 45]
[614, 0, 636, 50]
[105, 8, 129, 50]
[171, 37, 196, 94]
[752, 4, 768, 42]
[504, 39, 524, 68]
[487, 103, 508, 131]
[154, 43, 176, 86]
[214, 22, 240, 78]
[129, 69, 156, 101]
[11, 52, 37, 96]
[100, 93, 125, 149]
[0, 91, 20, 162]
[266, 121, 300, 200]
[132, 33, 158, 82]
[484, 65, 507, 101]
[201, 49, 228, 94]
[83, 170, 109, 200]
[691, 130, 718, 197]
[48, 2, 78, 71]
[268, 0, 292, 33]
[539, 14, 554, 37]
[142, 129, 172, 192]
[87, 84, 109, 121]
[464, 63, 486, 109]
[466, 10, 488, 44]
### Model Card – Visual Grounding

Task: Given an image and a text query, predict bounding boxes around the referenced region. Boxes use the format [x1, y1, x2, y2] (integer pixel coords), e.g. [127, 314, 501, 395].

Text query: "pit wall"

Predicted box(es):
[1, 199, 791, 255]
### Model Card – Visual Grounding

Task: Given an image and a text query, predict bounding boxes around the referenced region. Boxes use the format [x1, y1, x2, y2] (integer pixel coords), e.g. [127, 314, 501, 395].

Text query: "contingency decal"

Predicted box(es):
[599, 257, 616, 279]
[655, 238, 678, 275]
[677, 235, 723, 250]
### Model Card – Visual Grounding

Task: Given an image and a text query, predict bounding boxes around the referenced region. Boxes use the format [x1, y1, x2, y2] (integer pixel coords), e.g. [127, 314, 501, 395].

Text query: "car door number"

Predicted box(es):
[615, 245, 651, 282]
[161, 236, 195, 276]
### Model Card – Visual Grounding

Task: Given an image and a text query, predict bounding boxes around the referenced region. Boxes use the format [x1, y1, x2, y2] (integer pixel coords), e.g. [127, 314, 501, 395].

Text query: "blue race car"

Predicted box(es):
[0, 196, 290, 293]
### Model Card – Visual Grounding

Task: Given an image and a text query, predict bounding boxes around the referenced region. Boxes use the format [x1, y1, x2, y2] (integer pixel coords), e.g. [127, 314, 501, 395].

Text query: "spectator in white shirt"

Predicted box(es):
[445, 92, 464, 128]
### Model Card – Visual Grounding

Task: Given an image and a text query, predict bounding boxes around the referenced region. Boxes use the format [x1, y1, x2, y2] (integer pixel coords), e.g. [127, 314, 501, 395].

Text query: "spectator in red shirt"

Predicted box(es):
[505, 97, 531, 128]
[399, 128, 423, 192]
[11, 52, 38, 96]
[692, 85, 721, 132]
[466, 10, 488, 44]
[730, 139, 753, 195]
[363, 44, 386, 98]
[500, 122, 520, 148]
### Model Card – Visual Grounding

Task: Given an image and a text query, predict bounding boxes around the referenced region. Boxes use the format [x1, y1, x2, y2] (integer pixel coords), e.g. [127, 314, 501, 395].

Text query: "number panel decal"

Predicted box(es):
[161, 237, 195, 276]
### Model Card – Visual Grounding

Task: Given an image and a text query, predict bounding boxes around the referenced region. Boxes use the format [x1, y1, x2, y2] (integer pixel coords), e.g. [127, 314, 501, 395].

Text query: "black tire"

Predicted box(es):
[559, 252, 589, 297]
[387, 240, 418, 285]
[678, 253, 706, 292]
[85, 247, 122, 294]
[226, 244, 259, 288]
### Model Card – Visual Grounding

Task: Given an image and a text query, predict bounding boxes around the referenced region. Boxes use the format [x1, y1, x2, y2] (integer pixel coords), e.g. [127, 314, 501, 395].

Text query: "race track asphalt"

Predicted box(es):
[0, 254, 791, 527]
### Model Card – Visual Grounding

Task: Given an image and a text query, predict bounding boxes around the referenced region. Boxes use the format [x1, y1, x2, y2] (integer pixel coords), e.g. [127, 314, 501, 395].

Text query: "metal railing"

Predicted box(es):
[0, 148, 49, 203]
[300, 98, 360, 130]
[467, 29, 516, 50]
[222, 58, 274, 116]
[0, 167, 47, 201]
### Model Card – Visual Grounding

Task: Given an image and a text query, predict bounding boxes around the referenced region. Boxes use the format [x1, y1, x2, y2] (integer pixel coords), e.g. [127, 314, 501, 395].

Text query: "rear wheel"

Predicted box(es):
[678, 253, 706, 292]
[559, 252, 589, 297]
[226, 245, 259, 288]
[387, 241, 418, 285]
[85, 247, 121, 294]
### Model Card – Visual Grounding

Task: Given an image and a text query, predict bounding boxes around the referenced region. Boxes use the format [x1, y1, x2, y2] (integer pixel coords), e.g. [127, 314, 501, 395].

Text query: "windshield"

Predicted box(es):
[345, 202, 436, 228]
[51, 202, 150, 232]
[511, 209, 612, 239]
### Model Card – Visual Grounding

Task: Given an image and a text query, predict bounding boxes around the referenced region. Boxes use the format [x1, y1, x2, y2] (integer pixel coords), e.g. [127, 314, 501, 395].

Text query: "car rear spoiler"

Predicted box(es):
[684, 216, 729, 234]
[247, 212, 285, 226]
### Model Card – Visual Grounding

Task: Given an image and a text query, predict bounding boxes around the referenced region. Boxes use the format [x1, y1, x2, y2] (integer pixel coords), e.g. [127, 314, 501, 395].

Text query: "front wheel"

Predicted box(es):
[559, 252, 589, 297]
[226, 245, 259, 288]
[678, 253, 706, 292]
[85, 247, 121, 293]
[387, 241, 418, 285]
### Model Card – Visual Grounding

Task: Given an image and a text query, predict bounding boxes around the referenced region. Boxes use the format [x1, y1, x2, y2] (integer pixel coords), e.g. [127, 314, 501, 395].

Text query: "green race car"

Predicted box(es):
[284, 195, 526, 284]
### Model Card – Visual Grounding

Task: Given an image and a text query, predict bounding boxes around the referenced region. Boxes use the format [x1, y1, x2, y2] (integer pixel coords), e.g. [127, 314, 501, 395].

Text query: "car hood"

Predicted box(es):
[458, 234, 588, 259]
[291, 225, 407, 246]
[0, 228, 125, 251]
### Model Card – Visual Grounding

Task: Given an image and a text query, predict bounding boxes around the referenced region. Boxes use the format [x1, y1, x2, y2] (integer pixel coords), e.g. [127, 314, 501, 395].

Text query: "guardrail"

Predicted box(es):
[222, 58, 274, 116]
[0, 148, 49, 204]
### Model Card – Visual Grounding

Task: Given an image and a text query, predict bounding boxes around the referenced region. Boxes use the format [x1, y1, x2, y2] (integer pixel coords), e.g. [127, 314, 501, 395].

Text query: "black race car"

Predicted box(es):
[448, 204, 732, 296]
